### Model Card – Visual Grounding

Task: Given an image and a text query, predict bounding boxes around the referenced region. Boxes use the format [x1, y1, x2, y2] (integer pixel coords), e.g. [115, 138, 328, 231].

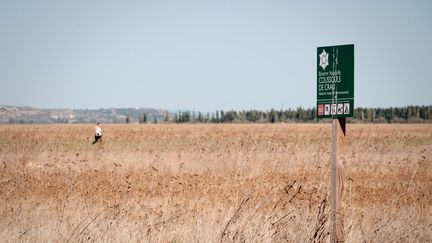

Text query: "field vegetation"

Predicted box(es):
[0, 124, 431, 242]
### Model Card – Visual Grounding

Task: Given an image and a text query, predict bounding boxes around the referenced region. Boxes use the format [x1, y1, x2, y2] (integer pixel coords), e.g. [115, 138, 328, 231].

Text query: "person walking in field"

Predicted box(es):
[92, 123, 103, 144]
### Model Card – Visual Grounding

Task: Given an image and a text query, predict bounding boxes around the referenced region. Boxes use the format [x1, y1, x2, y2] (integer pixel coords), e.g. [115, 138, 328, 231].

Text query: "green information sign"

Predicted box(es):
[317, 44, 354, 118]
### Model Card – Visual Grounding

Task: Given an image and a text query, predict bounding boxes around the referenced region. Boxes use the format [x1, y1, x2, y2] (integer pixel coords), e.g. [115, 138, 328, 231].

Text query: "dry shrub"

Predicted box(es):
[0, 124, 431, 242]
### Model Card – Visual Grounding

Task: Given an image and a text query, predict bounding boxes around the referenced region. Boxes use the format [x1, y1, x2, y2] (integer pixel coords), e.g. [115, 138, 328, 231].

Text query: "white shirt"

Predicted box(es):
[95, 126, 102, 136]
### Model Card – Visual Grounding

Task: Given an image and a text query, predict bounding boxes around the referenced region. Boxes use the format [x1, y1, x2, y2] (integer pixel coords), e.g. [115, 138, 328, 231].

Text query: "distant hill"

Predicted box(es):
[0, 106, 170, 124]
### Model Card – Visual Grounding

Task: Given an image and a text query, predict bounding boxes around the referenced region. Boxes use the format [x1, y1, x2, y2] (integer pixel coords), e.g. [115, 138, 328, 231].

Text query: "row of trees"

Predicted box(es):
[166, 105, 432, 124]
[126, 111, 170, 124]
[172, 109, 315, 123]
[9, 106, 430, 124]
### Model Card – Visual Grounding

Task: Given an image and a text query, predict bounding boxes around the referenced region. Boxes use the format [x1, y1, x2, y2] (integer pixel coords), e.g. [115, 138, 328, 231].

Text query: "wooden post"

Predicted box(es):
[331, 118, 346, 242]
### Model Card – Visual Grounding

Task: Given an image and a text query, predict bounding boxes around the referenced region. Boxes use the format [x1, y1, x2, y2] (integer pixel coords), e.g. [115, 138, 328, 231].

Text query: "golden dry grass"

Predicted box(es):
[0, 124, 431, 242]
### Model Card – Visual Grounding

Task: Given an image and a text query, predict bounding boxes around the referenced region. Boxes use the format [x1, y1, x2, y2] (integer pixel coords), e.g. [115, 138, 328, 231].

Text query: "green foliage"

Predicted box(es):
[175, 111, 191, 123]
[139, 113, 147, 124]
[172, 106, 432, 124]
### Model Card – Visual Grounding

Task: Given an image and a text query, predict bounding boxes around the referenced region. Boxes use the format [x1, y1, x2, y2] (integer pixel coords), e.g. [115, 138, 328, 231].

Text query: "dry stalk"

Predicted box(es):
[220, 196, 251, 242]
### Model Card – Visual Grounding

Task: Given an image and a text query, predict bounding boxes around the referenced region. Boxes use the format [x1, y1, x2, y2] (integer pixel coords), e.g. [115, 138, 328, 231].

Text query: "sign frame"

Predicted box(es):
[316, 44, 354, 118]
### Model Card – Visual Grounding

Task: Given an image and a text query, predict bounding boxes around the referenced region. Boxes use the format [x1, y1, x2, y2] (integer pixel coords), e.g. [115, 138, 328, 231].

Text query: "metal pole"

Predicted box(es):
[331, 118, 337, 243]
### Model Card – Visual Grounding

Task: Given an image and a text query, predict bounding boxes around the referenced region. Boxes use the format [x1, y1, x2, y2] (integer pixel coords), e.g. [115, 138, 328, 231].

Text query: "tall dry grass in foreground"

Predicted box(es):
[0, 124, 431, 242]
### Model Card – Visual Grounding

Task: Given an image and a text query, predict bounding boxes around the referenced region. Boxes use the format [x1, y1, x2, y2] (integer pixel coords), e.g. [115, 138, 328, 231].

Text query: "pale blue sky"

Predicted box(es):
[1, 0, 431, 111]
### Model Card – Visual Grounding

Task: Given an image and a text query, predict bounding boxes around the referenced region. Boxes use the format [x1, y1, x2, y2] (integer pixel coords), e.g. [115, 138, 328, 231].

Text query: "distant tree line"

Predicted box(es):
[351, 106, 432, 123]
[168, 105, 432, 124]
[6, 105, 432, 124]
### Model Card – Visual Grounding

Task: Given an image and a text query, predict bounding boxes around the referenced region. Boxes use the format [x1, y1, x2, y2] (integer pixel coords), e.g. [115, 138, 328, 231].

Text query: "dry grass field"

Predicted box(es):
[0, 124, 431, 242]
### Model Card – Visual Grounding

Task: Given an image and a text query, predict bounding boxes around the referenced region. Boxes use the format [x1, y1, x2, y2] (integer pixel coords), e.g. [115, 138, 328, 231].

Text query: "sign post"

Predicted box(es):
[317, 44, 354, 242]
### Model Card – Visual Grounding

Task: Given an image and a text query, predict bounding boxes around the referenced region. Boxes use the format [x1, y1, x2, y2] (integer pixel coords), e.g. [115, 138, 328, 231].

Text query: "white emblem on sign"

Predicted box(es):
[331, 104, 337, 115]
[325, 104, 330, 115]
[319, 49, 329, 70]
[344, 103, 350, 114]
[337, 104, 344, 115]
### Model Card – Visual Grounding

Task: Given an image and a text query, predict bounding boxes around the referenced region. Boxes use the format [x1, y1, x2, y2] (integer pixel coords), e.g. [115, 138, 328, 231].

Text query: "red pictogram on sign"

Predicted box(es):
[318, 104, 324, 116]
